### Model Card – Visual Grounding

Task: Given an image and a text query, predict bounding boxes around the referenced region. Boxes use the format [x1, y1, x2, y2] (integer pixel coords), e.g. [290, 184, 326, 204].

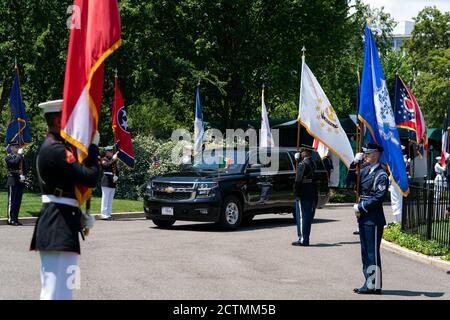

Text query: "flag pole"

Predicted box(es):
[296, 46, 306, 156]
[356, 68, 363, 200]
[14, 59, 25, 176]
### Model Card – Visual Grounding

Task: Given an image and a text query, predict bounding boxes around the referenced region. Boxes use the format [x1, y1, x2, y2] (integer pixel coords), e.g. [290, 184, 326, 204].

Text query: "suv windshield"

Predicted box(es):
[183, 149, 247, 174]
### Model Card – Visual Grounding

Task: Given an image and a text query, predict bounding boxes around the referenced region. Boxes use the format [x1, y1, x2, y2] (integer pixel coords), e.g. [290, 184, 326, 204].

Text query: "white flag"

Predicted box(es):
[298, 63, 354, 168]
[260, 87, 275, 148]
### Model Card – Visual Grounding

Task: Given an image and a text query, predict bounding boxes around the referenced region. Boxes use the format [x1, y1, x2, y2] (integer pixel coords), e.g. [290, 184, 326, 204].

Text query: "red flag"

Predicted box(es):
[112, 76, 135, 168]
[61, 0, 121, 204]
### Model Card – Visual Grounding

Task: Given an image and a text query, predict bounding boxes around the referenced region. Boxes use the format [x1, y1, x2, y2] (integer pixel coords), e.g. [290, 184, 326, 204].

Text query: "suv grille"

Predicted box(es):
[152, 181, 195, 201]
[153, 191, 193, 201]
[152, 182, 195, 190]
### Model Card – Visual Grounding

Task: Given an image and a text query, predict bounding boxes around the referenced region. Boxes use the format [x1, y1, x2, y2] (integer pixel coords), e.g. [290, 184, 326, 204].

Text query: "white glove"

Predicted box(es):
[18, 148, 24, 155]
[353, 204, 361, 219]
[19, 175, 26, 182]
[113, 175, 119, 183]
[294, 152, 301, 161]
[112, 153, 118, 161]
[354, 152, 364, 162]
[81, 212, 95, 231]
[92, 131, 100, 146]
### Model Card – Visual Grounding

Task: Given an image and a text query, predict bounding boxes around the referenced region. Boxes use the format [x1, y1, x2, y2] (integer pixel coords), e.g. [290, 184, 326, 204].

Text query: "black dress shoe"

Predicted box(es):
[14, 221, 23, 226]
[353, 287, 382, 295]
[101, 217, 113, 221]
[353, 230, 360, 235]
[291, 240, 309, 247]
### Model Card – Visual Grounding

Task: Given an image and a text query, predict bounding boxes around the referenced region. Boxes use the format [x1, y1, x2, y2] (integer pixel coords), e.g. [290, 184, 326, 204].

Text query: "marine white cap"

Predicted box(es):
[38, 100, 63, 114]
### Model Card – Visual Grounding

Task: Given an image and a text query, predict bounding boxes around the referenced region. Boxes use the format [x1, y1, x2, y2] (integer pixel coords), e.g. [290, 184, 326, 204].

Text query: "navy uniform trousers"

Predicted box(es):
[5, 152, 26, 224]
[7, 183, 24, 223]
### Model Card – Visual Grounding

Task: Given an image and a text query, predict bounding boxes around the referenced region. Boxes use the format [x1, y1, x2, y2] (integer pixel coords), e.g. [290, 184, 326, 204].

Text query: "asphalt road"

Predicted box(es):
[0, 206, 449, 300]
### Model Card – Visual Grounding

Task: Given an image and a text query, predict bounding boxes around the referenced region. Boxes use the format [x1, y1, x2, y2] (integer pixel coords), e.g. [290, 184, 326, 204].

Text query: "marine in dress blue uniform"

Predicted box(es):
[346, 143, 389, 295]
[292, 147, 317, 247]
[5, 142, 26, 226]
[30, 100, 100, 300]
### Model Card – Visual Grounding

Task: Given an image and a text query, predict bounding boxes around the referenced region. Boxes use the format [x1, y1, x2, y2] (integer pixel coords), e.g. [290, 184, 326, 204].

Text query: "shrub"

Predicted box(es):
[384, 223, 450, 258]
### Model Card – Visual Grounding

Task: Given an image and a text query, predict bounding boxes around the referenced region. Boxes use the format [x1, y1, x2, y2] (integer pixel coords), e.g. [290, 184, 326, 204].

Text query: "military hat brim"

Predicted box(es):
[362, 143, 383, 153]
[38, 100, 63, 114]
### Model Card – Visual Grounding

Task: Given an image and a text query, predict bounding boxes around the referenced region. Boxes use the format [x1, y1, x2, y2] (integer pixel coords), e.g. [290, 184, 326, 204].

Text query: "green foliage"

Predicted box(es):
[329, 189, 356, 203]
[0, 192, 143, 218]
[127, 94, 185, 139]
[384, 223, 450, 257]
[113, 135, 181, 200]
[404, 7, 450, 127]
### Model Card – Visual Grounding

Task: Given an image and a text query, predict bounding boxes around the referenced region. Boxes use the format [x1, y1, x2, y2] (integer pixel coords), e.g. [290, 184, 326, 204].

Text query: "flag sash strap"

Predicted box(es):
[61, 38, 122, 161]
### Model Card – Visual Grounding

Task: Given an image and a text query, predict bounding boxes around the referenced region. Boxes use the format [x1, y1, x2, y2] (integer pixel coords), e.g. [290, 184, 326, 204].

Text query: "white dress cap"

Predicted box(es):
[38, 100, 63, 114]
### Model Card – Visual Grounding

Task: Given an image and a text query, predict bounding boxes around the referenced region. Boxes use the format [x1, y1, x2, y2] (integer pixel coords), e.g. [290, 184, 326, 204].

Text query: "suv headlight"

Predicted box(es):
[196, 182, 218, 198]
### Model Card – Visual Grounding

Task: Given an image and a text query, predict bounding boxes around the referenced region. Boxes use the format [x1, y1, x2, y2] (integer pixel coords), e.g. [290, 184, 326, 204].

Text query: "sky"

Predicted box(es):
[357, 0, 450, 21]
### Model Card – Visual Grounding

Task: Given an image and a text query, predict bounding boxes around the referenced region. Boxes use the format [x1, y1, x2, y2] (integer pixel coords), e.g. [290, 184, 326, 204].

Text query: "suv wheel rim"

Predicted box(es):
[225, 202, 239, 225]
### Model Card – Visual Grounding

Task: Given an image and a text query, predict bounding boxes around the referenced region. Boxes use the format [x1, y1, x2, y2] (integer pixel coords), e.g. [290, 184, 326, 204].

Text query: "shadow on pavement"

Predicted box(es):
[381, 290, 445, 298]
[149, 217, 337, 233]
[309, 241, 360, 247]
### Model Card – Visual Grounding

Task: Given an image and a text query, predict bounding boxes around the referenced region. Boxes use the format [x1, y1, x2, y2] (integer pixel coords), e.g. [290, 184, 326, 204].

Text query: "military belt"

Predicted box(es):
[302, 179, 313, 183]
[44, 187, 75, 198]
[104, 172, 114, 176]
[42, 195, 79, 208]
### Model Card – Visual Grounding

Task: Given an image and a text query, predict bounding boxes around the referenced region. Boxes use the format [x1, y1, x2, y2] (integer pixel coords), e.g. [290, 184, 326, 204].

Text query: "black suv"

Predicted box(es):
[144, 148, 330, 230]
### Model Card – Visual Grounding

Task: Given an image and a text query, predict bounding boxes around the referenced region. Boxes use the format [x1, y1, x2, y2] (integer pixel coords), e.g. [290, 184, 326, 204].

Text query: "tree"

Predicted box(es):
[404, 7, 450, 127]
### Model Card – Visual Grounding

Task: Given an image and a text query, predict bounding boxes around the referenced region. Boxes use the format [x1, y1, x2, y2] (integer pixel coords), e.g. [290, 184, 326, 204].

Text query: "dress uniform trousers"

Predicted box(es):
[7, 183, 24, 223]
[101, 186, 116, 219]
[40, 251, 79, 300]
[295, 198, 314, 244]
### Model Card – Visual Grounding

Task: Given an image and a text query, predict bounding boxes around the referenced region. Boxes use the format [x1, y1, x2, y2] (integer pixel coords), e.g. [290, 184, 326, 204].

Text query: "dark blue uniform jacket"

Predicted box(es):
[346, 162, 389, 226]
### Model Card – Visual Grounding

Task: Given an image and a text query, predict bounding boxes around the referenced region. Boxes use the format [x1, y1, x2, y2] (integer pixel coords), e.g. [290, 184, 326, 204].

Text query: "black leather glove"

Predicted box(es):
[85, 144, 100, 167]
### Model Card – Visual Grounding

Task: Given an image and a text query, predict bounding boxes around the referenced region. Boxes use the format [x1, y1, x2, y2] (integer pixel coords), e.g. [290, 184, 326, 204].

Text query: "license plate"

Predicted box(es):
[162, 207, 174, 216]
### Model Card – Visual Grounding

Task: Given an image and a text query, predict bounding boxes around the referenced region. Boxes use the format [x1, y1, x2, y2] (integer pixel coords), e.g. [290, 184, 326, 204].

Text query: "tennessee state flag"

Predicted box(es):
[61, 0, 121, 204]
[394, 75, 428, 157]
[112, 76, 135, 169]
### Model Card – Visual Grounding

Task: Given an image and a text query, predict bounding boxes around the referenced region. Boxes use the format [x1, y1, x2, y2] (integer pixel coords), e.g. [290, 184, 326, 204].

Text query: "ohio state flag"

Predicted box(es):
[112, 76, 135, 168]
[61, 0, 121, 204]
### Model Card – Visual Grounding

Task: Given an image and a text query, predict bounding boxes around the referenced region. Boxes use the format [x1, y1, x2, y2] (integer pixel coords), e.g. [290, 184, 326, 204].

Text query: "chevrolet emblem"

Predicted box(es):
[164, 187, 175, 193]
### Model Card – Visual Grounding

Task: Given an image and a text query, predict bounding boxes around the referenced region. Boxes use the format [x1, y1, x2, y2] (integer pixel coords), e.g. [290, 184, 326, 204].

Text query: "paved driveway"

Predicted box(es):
[0, 206, 449, 300]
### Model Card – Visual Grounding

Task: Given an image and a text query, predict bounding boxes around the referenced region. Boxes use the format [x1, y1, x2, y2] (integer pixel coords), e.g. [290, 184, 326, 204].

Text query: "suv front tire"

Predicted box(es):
[218, 196, 242, 230]
[152, 219, 176, 228]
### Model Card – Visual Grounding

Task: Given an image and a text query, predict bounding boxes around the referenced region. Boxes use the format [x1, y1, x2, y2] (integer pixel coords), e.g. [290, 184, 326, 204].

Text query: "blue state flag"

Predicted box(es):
[359, 25, 409, 196]
[5, 70, 32, 150]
